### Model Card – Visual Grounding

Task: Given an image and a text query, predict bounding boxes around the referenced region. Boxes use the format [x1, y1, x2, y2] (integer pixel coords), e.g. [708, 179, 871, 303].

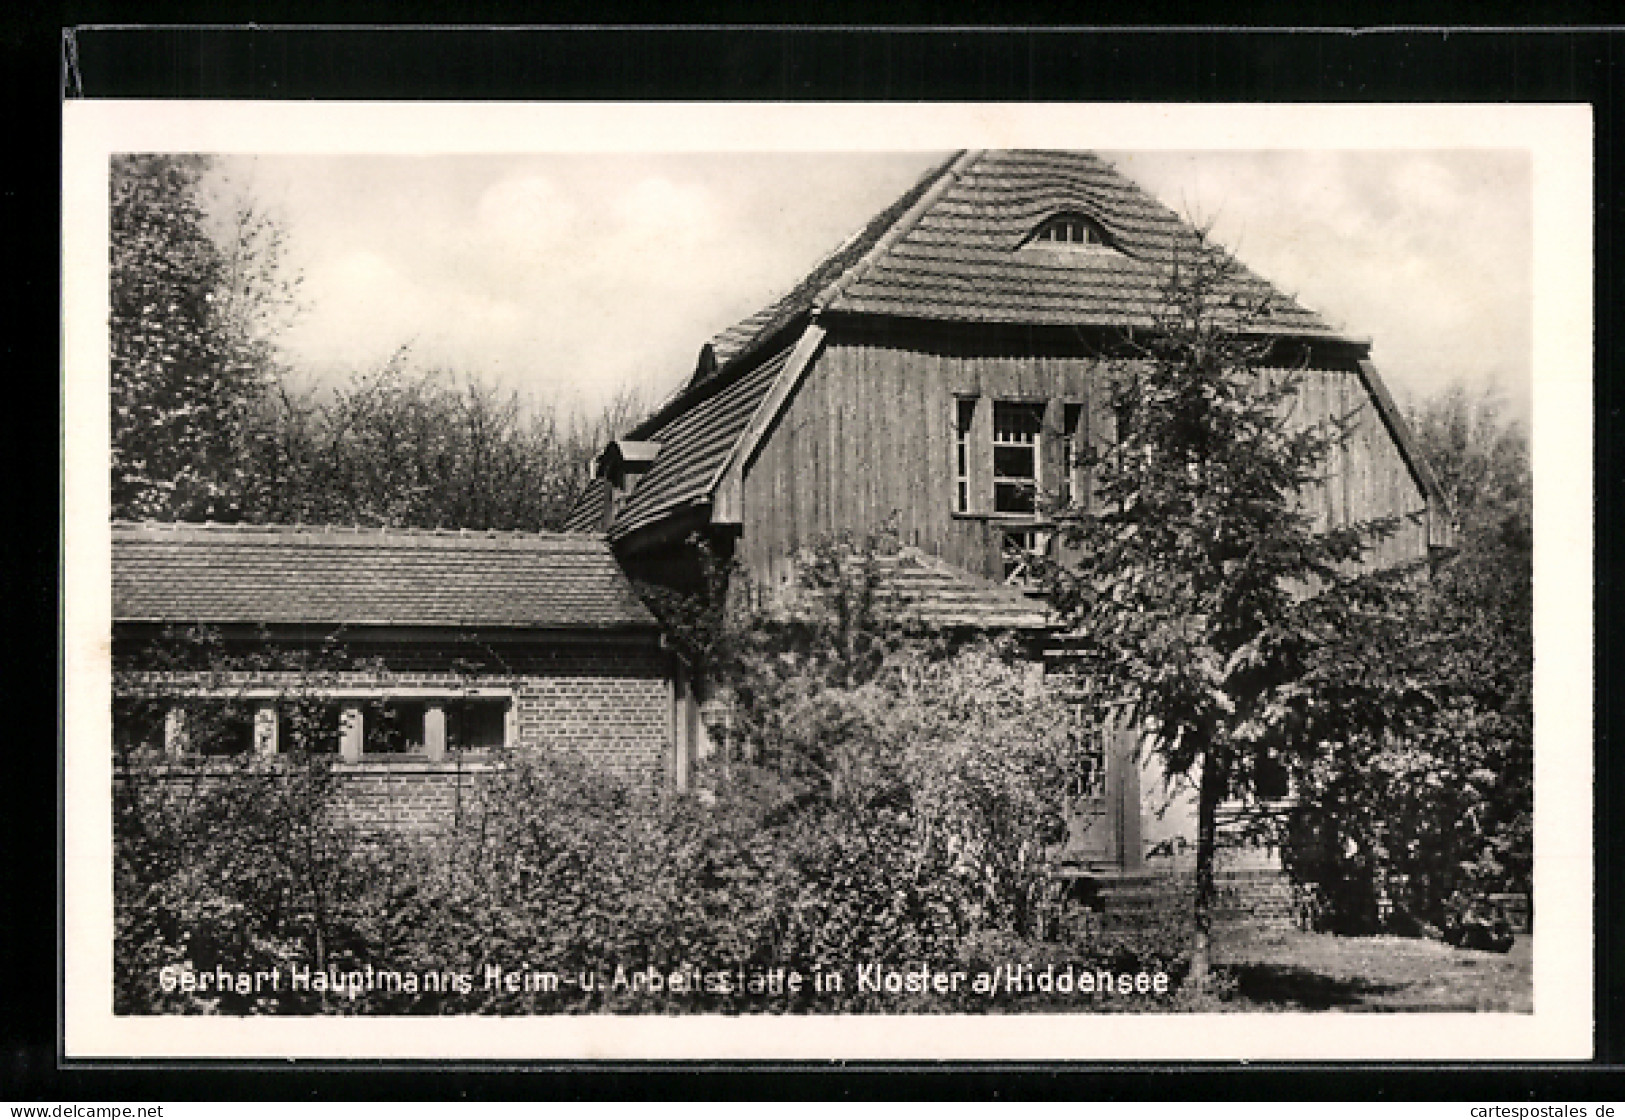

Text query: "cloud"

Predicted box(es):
[254, 152, 1530, 419]
[474, 173, 579, 262]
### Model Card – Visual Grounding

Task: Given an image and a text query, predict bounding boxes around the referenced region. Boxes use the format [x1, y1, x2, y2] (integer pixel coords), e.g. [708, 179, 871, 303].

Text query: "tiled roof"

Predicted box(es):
[561, 477, 611, 533]
[112, 522, 658, 630]
[788, 548, 1054, 632]
[610, 343, 793, 539]
[872, 549, 1054, 631]
[706, 149, 1338, 376]
[698, 151, 964, 379]
[564, 149, 1348, 548]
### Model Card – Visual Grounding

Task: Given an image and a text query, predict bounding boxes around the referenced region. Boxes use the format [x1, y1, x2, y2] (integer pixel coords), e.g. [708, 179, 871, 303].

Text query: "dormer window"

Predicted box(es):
[597, 440, 662, 499]
[1029, 213, 1111, 248]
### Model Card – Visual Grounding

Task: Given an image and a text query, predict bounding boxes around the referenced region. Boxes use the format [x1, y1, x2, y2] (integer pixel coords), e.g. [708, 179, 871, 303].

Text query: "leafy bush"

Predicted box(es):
[114, 752, 393, 1014]
[1282, 386, 1532, 934]
[112, 539, 1189, 1015]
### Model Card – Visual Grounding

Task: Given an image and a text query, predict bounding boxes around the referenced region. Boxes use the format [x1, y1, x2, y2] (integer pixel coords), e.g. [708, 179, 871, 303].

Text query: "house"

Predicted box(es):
[565, 148, 1454, 876]
[111, 521, 697, 831]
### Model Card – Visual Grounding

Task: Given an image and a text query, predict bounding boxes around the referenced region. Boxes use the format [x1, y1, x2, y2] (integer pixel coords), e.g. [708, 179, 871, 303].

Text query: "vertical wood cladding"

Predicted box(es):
[738, 321, 1430, 589]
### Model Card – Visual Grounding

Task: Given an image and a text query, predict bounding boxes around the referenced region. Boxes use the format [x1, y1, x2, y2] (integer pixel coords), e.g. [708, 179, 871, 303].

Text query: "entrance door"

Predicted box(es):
[1064, 746, 1114, 866]
[1061, 716, 1142, 872]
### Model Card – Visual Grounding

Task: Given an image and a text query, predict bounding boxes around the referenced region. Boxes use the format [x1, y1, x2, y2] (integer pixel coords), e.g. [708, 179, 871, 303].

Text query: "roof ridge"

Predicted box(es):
[694, 150, 968, 378]
[812, 149, 983, 313]
[111, 521, 610, 544]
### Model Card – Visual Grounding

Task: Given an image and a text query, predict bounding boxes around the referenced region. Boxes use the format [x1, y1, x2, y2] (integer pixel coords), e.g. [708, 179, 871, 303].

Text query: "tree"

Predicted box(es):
[110, 156, 295, 521]
[1283, 385, 1531, 934]
[1050, 231, 1396, 989]
[238, 352, 633, 531]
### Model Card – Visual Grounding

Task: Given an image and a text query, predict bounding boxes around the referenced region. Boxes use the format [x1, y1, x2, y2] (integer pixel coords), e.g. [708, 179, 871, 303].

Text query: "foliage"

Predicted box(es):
[110, 154, 645, 532]
[237, 354, 636, 531]
[1283, 385, 1532, 932]
[111, 155, 294, 521]
[114, 539, 1186, 1015]
[1049, 228, 1399, 984]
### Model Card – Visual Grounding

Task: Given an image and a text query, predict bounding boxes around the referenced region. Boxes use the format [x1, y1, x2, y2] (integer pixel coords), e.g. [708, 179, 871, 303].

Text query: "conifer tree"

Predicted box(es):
[1052, 231, 1395, 989]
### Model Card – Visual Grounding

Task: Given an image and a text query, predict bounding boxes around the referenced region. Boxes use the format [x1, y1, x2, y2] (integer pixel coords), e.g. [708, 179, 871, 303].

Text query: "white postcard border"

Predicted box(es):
[62, 100, 1594, 1061]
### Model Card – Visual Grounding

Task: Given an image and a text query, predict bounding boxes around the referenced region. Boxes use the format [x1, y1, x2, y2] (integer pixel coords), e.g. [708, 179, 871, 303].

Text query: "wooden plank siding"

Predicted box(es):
[739, 322, 1101, 589]
[1282, 368, 1432, 573]
[736, 321, 1430, 591]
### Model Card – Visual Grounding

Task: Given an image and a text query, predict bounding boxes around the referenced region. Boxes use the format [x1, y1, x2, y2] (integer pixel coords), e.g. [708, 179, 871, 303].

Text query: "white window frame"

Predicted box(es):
[953, 396, 976, 514]
[992, 400, 1044, 516]
[1030, 214, 1113, 248]
[122, 686, 517, 763]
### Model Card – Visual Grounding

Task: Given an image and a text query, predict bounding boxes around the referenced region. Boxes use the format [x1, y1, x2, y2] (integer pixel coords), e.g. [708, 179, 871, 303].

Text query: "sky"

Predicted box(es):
[212, 149, 1532, 423]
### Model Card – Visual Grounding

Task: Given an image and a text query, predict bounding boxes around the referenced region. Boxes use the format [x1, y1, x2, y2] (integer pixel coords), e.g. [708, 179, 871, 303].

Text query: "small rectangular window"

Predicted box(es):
[367, 700, 427, 755]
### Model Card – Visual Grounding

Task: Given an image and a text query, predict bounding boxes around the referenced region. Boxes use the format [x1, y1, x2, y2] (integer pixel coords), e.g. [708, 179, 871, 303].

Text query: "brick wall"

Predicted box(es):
[113, 758, 506, 838]
[1068, 867, 1311, 937]
[116, 641, 675, 834]
[326, 760, 494, 835]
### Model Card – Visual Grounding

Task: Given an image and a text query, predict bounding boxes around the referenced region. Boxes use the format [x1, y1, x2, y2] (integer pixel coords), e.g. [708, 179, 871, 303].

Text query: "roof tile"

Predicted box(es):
[112, 522, 658, 630]
[610, 344, 792, 538]
[565, 148, 1347, 551]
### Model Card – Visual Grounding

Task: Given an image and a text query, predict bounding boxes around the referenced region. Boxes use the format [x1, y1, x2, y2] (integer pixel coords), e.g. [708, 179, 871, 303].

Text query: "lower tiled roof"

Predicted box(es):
[787, 548, 1054, 632]
[610, 343, 793, 539]
[112, 521, 658, 630]
[561, 477, 611, 533]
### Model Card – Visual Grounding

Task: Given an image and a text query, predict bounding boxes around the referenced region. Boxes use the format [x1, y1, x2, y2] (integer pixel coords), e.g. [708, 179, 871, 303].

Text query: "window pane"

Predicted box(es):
[448, 700, 507, 751]
[368, 701, 426, 754]
[995, 481, 1036, 514]
[994, 444, 1035, 479]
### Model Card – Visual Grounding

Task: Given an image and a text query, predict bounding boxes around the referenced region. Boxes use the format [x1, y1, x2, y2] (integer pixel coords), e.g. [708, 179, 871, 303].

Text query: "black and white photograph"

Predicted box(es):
[61, 102, 1591, 1061]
